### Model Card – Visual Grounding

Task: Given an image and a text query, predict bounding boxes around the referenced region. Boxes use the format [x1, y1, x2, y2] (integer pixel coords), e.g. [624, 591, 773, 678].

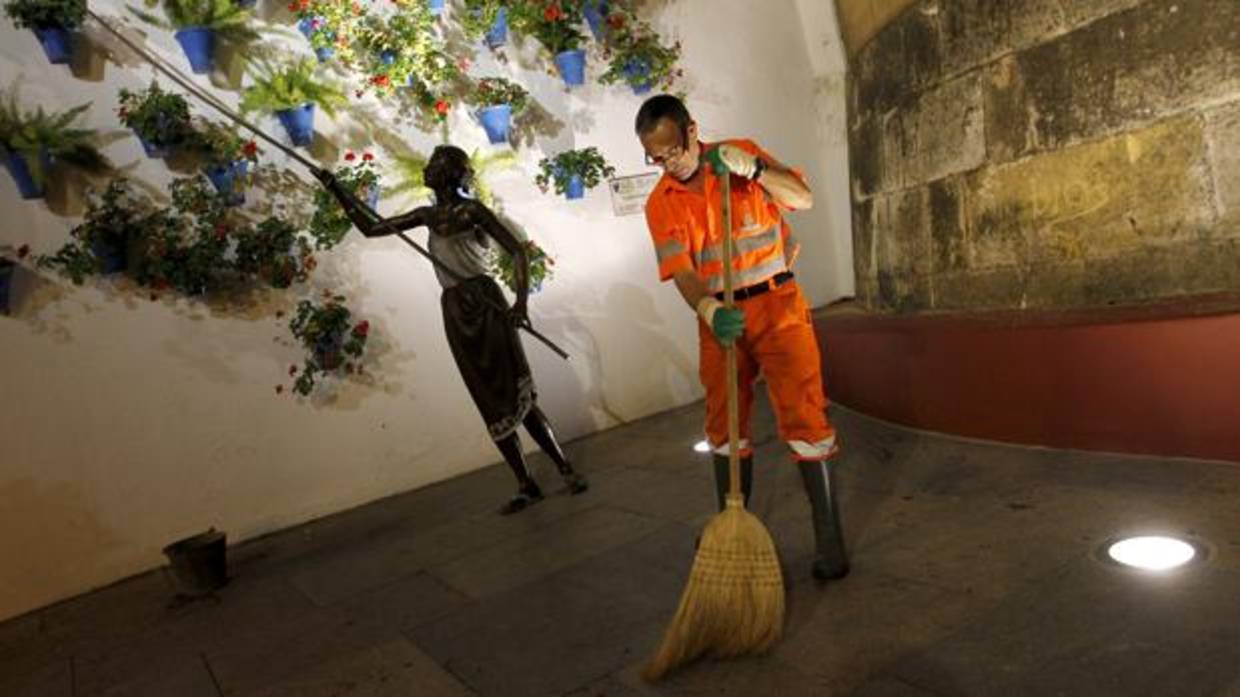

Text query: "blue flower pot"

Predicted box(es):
[624, 58, 654, 94]
[3, 149, 50, 200]
[315, 46, 335, 62]
[565, 174, 584, 200]
[365, 184, 380, 209]
[477, 104, 512, 144]
[583, 0, 609, 40]
[427, 0, 445, 16]
[32, 26, 72, 64]
[134, 131, 173, 158]
[296, 17, 319, 38]
[276, 104, 316, 147]
[555, 49, 586, 87]
[91, 237, 126, 275]
[297, 17, 335, 60]
[380, 50, 396, 66]
[0, 260, 15, 315]
[174, 27, 216, 74]
[484, 7, 508, 49]
[205, 160, 249, 206]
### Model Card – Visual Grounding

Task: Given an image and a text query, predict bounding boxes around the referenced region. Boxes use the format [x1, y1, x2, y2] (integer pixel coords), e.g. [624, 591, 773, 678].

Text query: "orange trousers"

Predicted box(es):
[698, 280, 835, 458]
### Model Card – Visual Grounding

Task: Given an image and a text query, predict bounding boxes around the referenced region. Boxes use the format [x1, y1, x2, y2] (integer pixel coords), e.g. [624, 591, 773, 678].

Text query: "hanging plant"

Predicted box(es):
[3, 0, 87, 64]
[354, 5, 459, 109]
[490, 238, 553, 294]
[598, 17, 682, 95]
[189, 118, 260, 205]
[38, 179, 155, 283]
[130, 0, 259, 74]
[116, 82, 195, 158]
[287, 0, 367, 63]
[536, 146, 614, 200]
[459, 0, 510, 49]
[239, 59, 347, 146]
[0, 84, 109, 201]
[466, 77, 529, 144]
[309, 151, 381, 250]
[233, 215, 313, 289]
[286, 293, 372, 396]
[509, 0, 587, 86]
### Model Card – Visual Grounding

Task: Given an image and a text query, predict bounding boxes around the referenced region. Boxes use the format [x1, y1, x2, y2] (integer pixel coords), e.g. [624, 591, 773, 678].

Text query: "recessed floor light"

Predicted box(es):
[693, 440, 711, 453]
[1105, 535, 1198, 571]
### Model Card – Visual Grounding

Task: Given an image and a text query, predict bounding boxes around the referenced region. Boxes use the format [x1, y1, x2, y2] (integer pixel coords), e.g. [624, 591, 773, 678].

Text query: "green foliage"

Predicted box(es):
[3, 0, 86, 29]
[458, 0, 508, 41]
[509, 0, 585, 54]
[234, 216, 311, 289]
[132, 0, 258, 39]
[239, 59, 347, 116]
[390, 148, 514, 207]
[37, 179, 152, 284]
[598, 16, 682, 92]
[0, 84, 108, 187]
[467, 77, 529, 112]
[116, 82, 194, 148]
[490, 238, 553, 294]
[287, 294, 371, 395]
[309, 151, 381, 250]
[189, 118, 260, 167]
[535, 146, 614, 194]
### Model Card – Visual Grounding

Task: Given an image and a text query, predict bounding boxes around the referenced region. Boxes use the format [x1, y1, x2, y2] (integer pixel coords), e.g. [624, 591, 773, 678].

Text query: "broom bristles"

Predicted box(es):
[643, 502, 785, 681]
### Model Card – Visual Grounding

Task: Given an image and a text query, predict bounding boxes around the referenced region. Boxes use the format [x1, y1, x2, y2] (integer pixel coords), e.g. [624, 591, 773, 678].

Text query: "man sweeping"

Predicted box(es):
[635, 94, 848, 582]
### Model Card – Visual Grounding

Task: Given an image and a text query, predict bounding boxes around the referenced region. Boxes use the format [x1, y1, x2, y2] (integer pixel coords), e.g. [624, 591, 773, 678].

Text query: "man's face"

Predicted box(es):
[640, 117, 700, 182]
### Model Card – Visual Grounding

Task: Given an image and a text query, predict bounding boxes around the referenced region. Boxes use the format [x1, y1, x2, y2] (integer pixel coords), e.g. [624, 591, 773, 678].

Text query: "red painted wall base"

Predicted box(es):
[815, 299, 1240, 464]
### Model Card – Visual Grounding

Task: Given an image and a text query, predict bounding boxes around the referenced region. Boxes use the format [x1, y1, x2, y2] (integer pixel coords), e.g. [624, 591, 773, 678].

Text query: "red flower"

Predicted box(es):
[371, 74, 391, 87]
[352, 320, 370, 337]
[434, 99, 450, 115]
[607, 13, 625, 29]
[544, 4, 562, 21]
[16, 244, 30, 259]
[344, 151, 356, 161]
[242, 141, 258, 158]
[362, 152, 374, 162]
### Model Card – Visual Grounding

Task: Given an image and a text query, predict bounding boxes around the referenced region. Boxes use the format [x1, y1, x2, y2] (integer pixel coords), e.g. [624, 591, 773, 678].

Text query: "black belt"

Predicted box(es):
[715, 271, 794, 302]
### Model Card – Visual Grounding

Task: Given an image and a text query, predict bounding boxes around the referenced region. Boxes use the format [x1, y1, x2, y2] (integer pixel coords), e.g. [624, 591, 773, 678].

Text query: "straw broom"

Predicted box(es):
[643, 151, 785, 682]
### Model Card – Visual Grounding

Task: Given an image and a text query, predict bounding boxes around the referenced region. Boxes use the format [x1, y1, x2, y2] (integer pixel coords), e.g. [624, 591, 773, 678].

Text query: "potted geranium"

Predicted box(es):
[38, 179, 152, 282]
[466, 77, 529, 144]
[309, 151, 380, 250]
[285, 293, 372, 396]
[490, 238, 553, 294]
[233, 215, 313, 289]
[116, 82, 195, 158]
[460, 0, 510, 49]
[288, 0, 367, 63]
[0, 85, 108, 201]
[599, 17, 682, 95]
[240, 59, 346, 147]
[190, 118, 259, 206]
[510, 1, 587, 87]
[354, 7, 459, 106]
[131, 0, 258, 74]
[536, 146, 614, 200]
[3, 0, 87, 65]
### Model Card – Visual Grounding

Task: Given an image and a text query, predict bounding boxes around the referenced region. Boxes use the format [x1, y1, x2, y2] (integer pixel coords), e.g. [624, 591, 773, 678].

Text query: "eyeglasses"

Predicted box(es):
[644, 127, 689, 167]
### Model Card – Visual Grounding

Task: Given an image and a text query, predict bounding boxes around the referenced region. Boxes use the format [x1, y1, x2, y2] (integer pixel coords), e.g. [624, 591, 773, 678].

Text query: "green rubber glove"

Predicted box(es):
[704, 147, 729, 176]
[713, 306, 745, 344]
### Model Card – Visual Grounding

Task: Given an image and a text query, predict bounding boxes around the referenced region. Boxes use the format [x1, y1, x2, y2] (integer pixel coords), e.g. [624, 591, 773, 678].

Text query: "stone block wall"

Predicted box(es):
[848, 0, 1240, 312]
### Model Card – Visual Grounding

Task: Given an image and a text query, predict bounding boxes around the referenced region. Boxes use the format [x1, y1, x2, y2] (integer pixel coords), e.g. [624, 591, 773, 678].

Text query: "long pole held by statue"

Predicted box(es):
[85, 9, 569, 361]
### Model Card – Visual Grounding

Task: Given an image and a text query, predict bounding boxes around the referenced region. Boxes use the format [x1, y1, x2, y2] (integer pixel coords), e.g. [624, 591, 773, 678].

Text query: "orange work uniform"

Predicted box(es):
[644, 139, 837, 460]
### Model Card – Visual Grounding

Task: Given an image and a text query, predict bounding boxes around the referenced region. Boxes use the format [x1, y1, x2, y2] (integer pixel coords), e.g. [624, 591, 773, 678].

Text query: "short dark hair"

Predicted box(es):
[423, 145, 470, 191]
[634, 94, 691, 136]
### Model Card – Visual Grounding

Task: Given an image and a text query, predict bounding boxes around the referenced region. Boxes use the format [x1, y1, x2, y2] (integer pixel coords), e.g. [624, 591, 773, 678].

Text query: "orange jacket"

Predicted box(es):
[644, 139, 800, 293]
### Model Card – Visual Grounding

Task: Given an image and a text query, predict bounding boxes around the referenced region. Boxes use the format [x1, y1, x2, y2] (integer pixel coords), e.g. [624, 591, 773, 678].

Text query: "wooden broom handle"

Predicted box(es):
[720, 171, 742, 501]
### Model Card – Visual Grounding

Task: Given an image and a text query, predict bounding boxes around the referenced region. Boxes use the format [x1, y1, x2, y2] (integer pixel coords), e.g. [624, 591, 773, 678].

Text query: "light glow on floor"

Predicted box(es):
[1107, 536, 1197, 571]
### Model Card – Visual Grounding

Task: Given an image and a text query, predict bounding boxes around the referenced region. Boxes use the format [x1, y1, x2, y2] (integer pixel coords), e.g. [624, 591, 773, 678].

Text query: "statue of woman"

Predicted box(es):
[313, 145, 588, 514]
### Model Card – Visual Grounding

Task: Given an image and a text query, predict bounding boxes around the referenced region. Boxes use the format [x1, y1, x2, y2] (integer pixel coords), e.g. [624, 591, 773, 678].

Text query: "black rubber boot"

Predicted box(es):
[523, 406, 589, 495]
[712, 453, 753, 511]
[495, 432, 545, 515]
[798, 457, 849, 581]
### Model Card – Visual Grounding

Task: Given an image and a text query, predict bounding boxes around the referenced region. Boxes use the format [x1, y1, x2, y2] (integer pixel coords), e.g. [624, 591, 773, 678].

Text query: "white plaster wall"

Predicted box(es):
[0, 0, 850, 621]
